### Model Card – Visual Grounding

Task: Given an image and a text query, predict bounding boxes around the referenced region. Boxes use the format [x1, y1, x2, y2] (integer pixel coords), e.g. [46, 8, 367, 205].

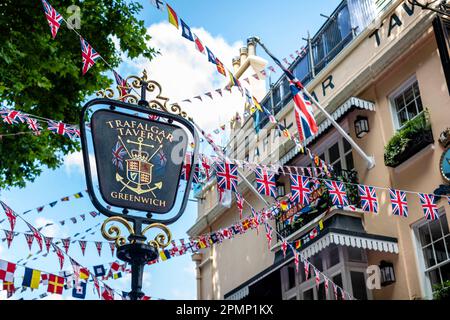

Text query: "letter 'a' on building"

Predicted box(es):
[79, 98, 196, 223]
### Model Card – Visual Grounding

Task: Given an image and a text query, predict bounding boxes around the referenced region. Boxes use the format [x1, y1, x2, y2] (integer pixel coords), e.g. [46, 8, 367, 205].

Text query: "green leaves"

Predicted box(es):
[0, 0, 157, 189]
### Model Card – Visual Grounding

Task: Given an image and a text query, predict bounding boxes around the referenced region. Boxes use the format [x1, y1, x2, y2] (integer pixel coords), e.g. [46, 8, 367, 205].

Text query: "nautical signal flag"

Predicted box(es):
[22, 268, 41, 289]
[180, 19, 194, 42]
[47, 274, 65, 295]
[206, 47, 217, 65]
[160, 249, 172, 261]
[216, 58, 226, 76]
[166, 4, 179, 29]
[72, 281, 87, 299]
[0, 260, 16, 283]
[194, 34, 206, 55]
[93, 265, 106, 277]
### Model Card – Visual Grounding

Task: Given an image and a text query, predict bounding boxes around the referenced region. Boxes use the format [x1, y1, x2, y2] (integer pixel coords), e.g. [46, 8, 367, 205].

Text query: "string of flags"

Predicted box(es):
[0, 258, 157, 300]
[0, 108, 80, 140]
[0, 201, 126, 300]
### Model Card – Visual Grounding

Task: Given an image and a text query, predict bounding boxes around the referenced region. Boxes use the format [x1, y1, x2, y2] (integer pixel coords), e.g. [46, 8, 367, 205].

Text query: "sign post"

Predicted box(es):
[80, 71, 198, 300]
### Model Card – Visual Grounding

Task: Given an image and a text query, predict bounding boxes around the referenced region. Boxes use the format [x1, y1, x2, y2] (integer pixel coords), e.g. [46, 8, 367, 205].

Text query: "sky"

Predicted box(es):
[0, 0, 341, 300]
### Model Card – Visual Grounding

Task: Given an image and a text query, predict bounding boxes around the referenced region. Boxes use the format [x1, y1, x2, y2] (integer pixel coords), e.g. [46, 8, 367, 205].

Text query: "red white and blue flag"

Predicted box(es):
[216, 162, 239, 193]
[235, 192, 244, 219]
[264, 223, 273, 249]
[255, 168, 277, 198]
[325, 181, 349, 207]
[1, 110, 27, 125]
[358, 185, 378, 213]
[113, 71, 131, 99]
[389, 189, 408, 217]
[112, 141, 127, 170]
[41, 0, 64, 39]
[47, 120, 76, 138]
[419, 193, 439, 221]
[1, 201, 16, 233]
[80, 37, 101, 75]
[181, 152, 192, 181]
[290, 81, 318, 142]
[289, 175, 311, 206]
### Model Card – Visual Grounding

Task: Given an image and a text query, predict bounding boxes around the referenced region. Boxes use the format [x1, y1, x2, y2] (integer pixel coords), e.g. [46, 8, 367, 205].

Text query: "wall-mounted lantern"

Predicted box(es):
[379, 260, 396, 286]
[354, 115, 370, 139]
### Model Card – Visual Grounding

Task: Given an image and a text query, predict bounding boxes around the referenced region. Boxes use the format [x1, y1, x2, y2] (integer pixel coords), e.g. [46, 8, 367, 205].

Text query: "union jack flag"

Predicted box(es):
[255, 168, 277, 198]
[281, 240, 288, 258]
[95, 241, 103, 256]
[290, 175, 311, 205]
[1, 201, 17, 233]
[202, 155, 211, 180]
[41, 0, 64, 39]
[294, 251, 299, 273]
[193, 164, 202, 184]
[181, 152, 192, 181]
[389, 189, 408, 217]
[419, 193, 439, 221]
[61, 238, 71, 254]
[26, 118, 41, 134]
[358, 185, 378, 213]
[112, 141, 126, 170]
[114, 71, 131, 100]
[325, 181, 349, 207]
[80, 37, 101, 75]
[1, 109, 27, 125]
[264, 223, 273, 249]
[47, 120, 76, 138]
[216, 162, 239, 193]
[52, 244, 65, 269]
[235, 192, 244, 219]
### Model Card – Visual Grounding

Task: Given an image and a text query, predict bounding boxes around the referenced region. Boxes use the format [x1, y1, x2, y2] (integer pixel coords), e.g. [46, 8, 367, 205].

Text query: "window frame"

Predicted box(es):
[413, 209, 450, 299]
[389, 75, 424, 130]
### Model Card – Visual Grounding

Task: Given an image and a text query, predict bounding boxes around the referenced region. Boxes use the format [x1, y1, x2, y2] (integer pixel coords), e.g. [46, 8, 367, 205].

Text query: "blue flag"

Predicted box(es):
[72, 281, 87, 299]
[180, 19, 194, 41]
[93, 265, 106, 277]
[206, 47, 217, 65]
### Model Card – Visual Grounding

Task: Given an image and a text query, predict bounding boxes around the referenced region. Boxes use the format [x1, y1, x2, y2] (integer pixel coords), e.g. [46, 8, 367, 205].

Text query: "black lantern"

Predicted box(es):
[379, 260, 396, 286]
[354, 115, 370, 138]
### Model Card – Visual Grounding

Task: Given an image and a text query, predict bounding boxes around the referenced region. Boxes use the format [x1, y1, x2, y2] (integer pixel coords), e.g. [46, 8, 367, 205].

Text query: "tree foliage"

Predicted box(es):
[0, 0, 157, 189]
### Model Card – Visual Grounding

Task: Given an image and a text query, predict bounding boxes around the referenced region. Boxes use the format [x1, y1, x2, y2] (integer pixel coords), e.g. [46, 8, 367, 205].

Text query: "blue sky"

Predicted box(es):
[0, 0, 341, 300]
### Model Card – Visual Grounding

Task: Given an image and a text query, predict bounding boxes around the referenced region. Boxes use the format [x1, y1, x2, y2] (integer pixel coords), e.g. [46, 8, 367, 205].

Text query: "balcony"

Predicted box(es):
[275, 168, 359, 240]
[384, 111, 434, 168]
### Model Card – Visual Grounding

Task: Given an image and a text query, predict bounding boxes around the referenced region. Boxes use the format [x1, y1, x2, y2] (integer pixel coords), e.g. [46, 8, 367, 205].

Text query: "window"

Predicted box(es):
[391, 79, 424, 129]
[263, 134, 270, 152]
[329, 246, 340, 268]
[303, 288, 314, 300]
[350, 271, 368, 300]
[416, 212, 450, 292]
[286, 263, 296, 290]
[313, 137, 354, 174]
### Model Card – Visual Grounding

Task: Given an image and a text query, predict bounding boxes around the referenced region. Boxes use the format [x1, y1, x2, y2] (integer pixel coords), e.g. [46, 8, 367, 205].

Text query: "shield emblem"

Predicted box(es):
[126, 160, 153, 185]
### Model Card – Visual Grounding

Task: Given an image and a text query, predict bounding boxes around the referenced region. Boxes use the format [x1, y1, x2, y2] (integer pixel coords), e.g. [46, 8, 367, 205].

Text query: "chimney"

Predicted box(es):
[232, 56, 241, 73]
[247, 38, 257, 56]
[239, 47, 248, 65]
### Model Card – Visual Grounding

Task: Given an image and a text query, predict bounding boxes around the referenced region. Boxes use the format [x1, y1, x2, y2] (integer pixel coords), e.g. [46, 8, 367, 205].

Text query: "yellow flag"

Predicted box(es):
[167, 4, 179, 29]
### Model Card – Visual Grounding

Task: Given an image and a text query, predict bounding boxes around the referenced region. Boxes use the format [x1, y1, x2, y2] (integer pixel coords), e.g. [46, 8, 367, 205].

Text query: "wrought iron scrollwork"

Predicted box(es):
[101, 216, 172, 251]
[142, 223, 172, 251]
[101, 216, 134, 247]
[96, 70, 192, 120]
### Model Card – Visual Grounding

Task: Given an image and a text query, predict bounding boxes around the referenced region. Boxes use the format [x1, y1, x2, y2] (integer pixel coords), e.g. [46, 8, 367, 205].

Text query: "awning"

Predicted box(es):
[224, 217, 398, 301]
[300, 228, 399, 259]
[280, 96, 375, 166]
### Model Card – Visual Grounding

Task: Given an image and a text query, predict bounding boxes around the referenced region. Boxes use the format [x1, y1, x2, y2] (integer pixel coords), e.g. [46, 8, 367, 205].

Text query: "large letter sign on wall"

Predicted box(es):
[91, 110, 188, 214]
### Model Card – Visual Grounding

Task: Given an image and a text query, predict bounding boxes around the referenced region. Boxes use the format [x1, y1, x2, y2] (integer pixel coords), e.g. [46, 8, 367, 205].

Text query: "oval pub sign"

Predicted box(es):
[91, 109, 188, 214]
[441, 147, 450, 184]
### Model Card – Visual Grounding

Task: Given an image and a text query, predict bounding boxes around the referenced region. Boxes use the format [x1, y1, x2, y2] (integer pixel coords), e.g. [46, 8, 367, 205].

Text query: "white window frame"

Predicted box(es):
[388, 75, 424, 130]
[412, 208, 449, 299]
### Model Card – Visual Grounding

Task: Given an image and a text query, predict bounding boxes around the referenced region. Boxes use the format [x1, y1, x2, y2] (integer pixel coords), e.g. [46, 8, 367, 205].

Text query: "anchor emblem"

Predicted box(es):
[115, 136, 164, 197]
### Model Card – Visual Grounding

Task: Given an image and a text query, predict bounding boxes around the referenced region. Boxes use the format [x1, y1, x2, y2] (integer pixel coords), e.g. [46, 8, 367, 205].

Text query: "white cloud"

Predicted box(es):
[64, 151, 96, 179]
[34, 217, 60, 238]
[124, 22, 246, 132]
[171, 288, 196, 300]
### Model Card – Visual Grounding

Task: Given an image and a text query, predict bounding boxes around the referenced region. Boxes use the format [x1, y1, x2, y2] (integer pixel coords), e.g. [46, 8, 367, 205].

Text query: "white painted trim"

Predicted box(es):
[388, 74, 419, 130]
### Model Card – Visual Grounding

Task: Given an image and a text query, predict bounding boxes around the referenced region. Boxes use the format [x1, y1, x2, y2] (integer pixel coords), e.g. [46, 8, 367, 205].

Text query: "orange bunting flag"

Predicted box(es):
[167, 4, 179, 29]
[215, 58, 226, 77]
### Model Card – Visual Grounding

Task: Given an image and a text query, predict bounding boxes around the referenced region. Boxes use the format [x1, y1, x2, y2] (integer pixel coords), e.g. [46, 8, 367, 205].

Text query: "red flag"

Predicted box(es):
[93, 277, 101, 298]
[102, 286, 114, 300]
[47, 274, 65, 295]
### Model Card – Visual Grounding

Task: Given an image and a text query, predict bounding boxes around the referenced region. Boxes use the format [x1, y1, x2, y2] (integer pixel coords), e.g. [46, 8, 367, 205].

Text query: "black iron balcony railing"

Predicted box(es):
[275, 168, 359, 240]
